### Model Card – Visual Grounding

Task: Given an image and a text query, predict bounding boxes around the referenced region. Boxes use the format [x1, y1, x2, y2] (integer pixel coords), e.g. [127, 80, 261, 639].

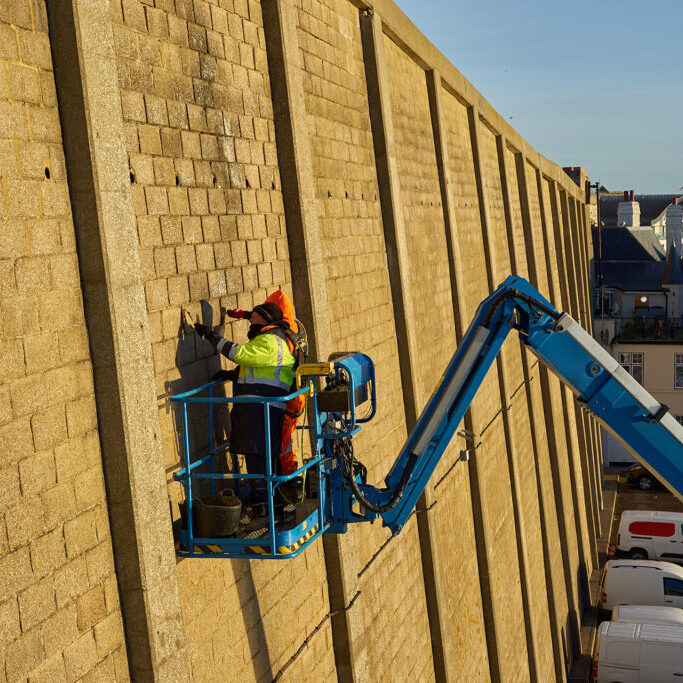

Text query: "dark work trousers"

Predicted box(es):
[234, 402, 286, 517]
[244, 452, 284, 517]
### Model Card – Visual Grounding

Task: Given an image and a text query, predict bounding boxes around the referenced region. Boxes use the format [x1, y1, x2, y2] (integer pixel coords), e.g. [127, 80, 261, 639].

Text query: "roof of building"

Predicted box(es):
[593, 226, 664, 261]
[599, 194, 678, 226]
[601, 261, 666, 291]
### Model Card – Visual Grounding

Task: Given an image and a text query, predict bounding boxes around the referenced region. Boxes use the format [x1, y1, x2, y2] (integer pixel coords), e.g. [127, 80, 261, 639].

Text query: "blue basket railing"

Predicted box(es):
[170, 381, 327, 559]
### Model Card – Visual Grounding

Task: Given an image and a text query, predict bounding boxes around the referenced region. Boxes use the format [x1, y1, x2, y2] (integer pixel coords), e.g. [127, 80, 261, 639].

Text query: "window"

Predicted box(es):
[595, 291, 613, 314]
[675, 355, 683, 389]
[676, 416, 683, 426]
[619, 352, 644, 383]
[663, 577, 683, 596]
[635, 294, 650, 309]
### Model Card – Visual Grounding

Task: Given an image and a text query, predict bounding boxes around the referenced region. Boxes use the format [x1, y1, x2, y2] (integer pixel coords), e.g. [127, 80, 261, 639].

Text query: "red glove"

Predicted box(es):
[226, 308, 251, 319]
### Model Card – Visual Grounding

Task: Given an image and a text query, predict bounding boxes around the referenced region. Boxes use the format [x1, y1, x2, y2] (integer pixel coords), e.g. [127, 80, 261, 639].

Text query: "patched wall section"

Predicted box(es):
[0, 2, 127, 681]
[295, 2, 432, 677]
[504, 142, 572, 673]
[477, 121, 555, 679]
[109, 0, 333, 678]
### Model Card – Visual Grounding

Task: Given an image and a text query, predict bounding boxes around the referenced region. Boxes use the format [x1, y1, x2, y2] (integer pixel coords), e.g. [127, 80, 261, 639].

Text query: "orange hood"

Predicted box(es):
[264, 290, 298, 333]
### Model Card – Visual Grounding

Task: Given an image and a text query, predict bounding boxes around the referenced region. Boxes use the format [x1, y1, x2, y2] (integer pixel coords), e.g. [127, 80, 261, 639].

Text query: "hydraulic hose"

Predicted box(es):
[482, 288, 560, 328]
[344, 450, 418, 514]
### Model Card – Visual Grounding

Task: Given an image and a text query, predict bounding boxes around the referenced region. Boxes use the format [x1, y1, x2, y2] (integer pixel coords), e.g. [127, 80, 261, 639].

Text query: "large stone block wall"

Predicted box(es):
[0, 0, 600, 680]
[0, 2, 128, 681]
[109, 0, 335, 678]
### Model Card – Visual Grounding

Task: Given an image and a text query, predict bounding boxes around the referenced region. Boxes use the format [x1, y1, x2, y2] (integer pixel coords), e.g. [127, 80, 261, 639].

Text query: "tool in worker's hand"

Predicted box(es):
[225, 308, 251, 319]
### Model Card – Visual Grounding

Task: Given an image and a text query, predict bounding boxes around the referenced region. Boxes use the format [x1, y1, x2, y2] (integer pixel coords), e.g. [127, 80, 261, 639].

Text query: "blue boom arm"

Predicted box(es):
[329, 275, 683, 534]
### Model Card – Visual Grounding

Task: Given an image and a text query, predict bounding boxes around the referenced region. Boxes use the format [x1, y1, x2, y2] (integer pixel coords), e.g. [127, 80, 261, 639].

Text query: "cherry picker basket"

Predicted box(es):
[170, 353, 376, 559]
[171, 381, 331, 559]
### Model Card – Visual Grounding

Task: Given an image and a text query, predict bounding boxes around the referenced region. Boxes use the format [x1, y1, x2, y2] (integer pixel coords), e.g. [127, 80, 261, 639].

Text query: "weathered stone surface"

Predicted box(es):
[0, 0, 596, 680]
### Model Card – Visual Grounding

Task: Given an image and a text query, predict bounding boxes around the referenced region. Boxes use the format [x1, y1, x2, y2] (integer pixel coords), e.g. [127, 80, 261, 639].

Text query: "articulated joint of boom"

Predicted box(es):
[329, 276, 564, 534]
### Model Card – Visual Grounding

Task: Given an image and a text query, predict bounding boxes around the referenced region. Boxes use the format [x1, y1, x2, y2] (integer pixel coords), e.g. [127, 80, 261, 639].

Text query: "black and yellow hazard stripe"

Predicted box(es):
[276, 523, 320, 555]
[245, 523, 321, 556]
[192, 523, 320, 557]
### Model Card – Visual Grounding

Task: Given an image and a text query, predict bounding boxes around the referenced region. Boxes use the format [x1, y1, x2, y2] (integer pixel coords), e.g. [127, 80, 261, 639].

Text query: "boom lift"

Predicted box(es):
[172, 276, 683, 559]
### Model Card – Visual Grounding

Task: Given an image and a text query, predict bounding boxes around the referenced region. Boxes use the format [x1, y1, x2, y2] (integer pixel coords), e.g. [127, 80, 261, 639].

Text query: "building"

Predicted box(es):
[593, 193, 683, 463]
[599, 191, 681, 250]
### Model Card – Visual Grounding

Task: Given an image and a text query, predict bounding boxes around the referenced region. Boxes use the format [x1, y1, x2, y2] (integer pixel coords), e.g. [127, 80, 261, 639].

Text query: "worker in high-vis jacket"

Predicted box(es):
[195, 291, 298, 519]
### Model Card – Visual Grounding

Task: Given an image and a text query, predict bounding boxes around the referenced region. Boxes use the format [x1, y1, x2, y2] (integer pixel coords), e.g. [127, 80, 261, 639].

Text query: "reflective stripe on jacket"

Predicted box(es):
[225, 330, 295, 392]
[227, 327, 295, 457]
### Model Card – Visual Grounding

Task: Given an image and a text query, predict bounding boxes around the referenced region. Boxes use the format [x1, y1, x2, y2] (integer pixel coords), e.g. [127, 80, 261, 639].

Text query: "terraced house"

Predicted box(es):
[594, 193, 683, 465]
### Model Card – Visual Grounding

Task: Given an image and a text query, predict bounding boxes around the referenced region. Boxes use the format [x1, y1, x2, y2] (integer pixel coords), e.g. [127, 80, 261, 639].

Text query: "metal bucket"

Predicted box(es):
[194, 489, 242, 537]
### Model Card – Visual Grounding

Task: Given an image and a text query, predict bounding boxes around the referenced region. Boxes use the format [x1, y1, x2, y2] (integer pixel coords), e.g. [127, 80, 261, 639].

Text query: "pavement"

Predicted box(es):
[568, 466, 683, 681]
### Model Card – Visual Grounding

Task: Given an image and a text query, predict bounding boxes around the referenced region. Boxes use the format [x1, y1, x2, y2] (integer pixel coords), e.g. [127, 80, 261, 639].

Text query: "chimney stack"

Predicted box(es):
[617, 190, 640, 227]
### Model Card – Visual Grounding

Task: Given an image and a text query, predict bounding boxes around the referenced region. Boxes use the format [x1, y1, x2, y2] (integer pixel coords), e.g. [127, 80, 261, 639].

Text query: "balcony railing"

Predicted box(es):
[593, 313, 683, 341]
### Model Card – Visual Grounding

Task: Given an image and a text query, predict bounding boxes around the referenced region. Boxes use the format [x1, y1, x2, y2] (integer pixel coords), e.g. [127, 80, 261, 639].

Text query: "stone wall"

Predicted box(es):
[0, 0, 600, 680]
[0, 2, 127, 681]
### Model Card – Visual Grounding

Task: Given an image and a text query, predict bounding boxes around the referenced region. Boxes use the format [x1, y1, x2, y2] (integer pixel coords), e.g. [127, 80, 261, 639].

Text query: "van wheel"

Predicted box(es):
[638, 474, 654, 490]
[629, 548, 648, 560]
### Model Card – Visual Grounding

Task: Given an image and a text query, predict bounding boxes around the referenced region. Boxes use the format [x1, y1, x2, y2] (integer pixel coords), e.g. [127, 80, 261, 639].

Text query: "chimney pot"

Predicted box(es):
[623, 190, 628, 201]
[630, 190, 635, 201]
[674, 197, 678, 206]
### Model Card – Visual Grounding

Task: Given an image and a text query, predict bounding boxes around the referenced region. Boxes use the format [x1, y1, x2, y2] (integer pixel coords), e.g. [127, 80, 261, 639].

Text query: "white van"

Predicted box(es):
[594, 621, 683, 682]
[612, 605, 683, 626]
[616, 510, 683, 561]
[600, 560, 683, 611]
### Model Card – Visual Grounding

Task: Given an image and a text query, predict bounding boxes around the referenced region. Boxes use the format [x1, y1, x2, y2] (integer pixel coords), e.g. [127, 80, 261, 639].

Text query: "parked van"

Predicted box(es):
[600, 560, 683, 611]
[594, 621, 683, 682]
[616, 510, 683, 561]
[612, 604, 683, 626]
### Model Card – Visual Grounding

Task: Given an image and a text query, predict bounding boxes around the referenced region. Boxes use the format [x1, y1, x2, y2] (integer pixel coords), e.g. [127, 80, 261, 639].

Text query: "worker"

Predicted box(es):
[194, 291, 301, 519]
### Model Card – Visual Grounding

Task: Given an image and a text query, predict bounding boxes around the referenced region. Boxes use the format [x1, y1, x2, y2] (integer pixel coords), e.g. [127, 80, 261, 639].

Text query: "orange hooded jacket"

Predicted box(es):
[263, 291, 305, 476]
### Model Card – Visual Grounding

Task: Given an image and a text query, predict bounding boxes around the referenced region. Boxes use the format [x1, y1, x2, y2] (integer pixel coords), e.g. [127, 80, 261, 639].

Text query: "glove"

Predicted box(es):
[212, 368, 238, 382]
[194, 322, 211, 338]
[226, 308, 252, 319]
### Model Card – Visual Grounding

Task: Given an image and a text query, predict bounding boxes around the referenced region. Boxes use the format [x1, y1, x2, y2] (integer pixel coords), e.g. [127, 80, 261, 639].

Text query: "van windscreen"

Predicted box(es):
[628, 521, 675, 537]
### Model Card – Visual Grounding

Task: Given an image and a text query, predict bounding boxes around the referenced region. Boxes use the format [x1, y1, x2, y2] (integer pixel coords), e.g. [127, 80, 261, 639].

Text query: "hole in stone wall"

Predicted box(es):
[212, 176, 217, 187]
[374, 194, 377, 200]
[130, 171, 135, 184]
[44, 167, 50, 180]
[345, 191, 348, 199]
[361, 193, 364, 200]
[245, 179, 250, 188]
[175, 174, 180, 186]
[327, 190, 331, 198]
[271, 181, 275, 190]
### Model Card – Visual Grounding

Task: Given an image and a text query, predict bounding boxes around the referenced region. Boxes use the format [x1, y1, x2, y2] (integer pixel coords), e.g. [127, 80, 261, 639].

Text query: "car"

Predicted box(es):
[623, 463, 665, 491]
[594, 621, 683, 682]
[612, 604, 683, 626]
[615, 510, 683, 561]
[599, 559, 683, 612]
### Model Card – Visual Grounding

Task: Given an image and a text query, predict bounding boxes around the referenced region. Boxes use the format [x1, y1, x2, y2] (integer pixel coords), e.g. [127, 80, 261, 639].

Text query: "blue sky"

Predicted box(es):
[394, 0, 683, 194]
